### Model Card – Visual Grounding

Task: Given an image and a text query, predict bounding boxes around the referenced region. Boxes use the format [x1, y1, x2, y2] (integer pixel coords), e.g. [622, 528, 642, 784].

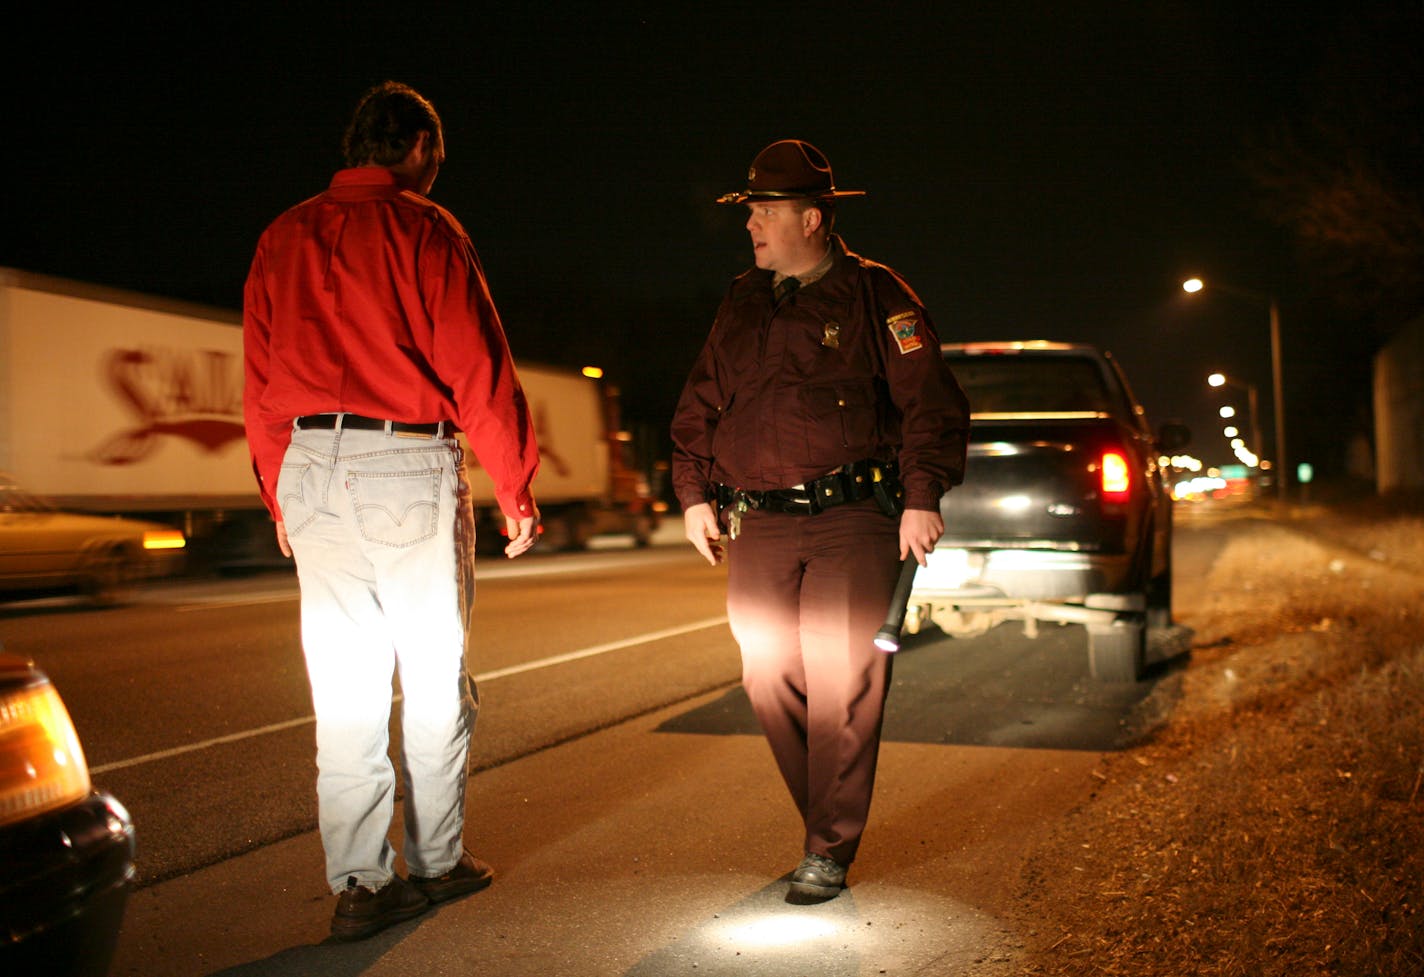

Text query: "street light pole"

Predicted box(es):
[1268, 296, 1286, 503]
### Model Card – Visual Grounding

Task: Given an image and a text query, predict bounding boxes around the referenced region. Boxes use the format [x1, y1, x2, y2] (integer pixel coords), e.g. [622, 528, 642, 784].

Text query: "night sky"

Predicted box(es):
[6, 3, 1418, 479]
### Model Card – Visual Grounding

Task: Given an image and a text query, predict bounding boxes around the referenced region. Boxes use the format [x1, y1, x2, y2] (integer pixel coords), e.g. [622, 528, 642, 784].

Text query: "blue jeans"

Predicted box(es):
[277, 422, 477, 893]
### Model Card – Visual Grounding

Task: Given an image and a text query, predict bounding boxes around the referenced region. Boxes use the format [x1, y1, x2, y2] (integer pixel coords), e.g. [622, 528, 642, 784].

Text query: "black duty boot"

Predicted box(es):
[788, 852, 848, 902]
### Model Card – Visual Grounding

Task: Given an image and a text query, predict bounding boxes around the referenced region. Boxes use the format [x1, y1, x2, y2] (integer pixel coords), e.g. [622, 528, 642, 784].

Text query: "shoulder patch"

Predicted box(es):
[886, 310, 924, 354]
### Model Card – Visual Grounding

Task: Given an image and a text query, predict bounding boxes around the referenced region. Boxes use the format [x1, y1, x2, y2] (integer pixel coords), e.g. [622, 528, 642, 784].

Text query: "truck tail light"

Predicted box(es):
[1100, 450, 1131, 503]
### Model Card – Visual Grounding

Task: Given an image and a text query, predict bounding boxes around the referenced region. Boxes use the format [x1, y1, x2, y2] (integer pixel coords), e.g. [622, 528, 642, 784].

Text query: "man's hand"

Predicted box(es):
[504, 504, 540, 558]
[683, 502, 724, 566]
[899, 507, 943, 566]
[275, 520, 292, 558]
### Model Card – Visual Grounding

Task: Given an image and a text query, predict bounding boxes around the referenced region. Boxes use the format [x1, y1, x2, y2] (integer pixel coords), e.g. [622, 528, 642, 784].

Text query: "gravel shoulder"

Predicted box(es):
[1007, 491, 1424, 976]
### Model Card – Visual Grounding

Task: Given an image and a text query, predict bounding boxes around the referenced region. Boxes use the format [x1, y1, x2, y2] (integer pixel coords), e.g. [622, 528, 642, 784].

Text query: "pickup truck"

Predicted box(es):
[906, 341, 1190, 681]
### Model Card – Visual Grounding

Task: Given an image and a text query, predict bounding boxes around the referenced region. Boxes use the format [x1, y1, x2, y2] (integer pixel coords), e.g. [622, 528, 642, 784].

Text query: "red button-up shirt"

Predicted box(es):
[243, 167, 538, 521]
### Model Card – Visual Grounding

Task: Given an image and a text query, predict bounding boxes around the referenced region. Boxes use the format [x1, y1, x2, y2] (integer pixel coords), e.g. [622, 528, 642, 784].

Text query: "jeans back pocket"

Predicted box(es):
[276, 462, 318, 537]
[347, 468, 443, 548]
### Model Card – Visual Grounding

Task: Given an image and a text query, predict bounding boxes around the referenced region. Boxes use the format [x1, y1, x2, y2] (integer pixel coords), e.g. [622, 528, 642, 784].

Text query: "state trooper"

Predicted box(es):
[671, 139, 970, 900]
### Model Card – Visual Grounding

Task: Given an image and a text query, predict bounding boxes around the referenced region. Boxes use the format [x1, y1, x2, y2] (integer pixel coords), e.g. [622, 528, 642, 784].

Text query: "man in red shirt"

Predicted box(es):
[672, 140, 969, 901]
[243, 81, 540, 941]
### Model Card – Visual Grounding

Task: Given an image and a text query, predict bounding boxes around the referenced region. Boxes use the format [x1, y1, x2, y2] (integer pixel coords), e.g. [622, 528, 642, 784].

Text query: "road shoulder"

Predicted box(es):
[113, 686, 1103, 977]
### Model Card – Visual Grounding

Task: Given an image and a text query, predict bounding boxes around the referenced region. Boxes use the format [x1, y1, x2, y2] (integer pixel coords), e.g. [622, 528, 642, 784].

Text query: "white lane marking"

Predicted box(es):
[174, 593, 296, 610]
[88, 615, 730, 776]
[169, 550, 700, 610]
[474, 617, 728, 680]
[89, 716, 316, 775]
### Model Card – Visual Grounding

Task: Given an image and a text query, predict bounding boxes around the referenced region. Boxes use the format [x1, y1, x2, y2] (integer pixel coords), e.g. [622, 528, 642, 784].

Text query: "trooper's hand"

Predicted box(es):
[683, 502, 724, 566]
[275, 520, 292, 559]
[899, 507, 943, 566]
[504, 504, 540, 558]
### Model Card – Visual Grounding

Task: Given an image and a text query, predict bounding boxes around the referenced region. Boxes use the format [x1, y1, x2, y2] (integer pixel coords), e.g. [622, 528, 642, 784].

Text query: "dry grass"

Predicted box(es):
[1013, 492, 1424, 976]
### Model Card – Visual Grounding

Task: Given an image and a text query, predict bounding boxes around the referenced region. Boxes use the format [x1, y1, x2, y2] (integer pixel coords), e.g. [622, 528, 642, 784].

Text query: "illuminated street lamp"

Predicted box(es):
[1183, 277, 1286, 501]
[1208, 371, 1262, 468]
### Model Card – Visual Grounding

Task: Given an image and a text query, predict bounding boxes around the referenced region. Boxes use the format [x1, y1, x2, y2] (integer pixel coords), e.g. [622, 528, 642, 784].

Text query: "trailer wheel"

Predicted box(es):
[631, 513, 655, 548]
[82, 546, 139, 606]
[540, 509, 590, 551]
[1087, 617, 1145, 683]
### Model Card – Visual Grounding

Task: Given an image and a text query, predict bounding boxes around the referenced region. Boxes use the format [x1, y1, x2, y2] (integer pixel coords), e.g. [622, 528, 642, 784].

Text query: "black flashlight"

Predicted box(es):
[873, 557, 920, 653]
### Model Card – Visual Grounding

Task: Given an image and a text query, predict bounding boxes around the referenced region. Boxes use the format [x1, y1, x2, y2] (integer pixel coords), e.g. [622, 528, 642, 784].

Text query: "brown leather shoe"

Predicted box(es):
[409, 849, 494, 904]
[330, 875, 429, 942]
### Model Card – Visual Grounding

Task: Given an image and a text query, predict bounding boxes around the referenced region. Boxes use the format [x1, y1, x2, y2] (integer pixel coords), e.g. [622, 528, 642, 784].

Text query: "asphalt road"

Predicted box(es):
[0, 519, 1227, 976]
[2, 545, 735, 886]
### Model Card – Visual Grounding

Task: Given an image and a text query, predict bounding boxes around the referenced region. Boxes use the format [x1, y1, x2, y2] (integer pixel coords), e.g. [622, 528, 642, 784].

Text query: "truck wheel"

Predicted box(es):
[1146, 547, 1173, 632]
[566, 516, 591, 551]
[632, 514, 654, 548]
[83, 547, 138, 606]
[1087, 618, 1145, 682]
[541, 511, 590, 552]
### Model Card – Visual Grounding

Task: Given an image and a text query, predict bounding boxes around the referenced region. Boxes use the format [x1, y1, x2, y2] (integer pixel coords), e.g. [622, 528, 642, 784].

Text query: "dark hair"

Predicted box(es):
[342, 81, 443, 167]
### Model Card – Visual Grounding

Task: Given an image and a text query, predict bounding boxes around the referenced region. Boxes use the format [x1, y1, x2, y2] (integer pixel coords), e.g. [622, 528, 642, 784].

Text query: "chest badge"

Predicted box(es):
[886, 311, 924, 354]
[821, 321, 841, 349]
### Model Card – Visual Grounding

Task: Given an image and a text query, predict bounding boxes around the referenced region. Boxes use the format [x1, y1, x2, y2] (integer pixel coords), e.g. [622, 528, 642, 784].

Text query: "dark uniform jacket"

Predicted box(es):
[672, 235, 969, 513]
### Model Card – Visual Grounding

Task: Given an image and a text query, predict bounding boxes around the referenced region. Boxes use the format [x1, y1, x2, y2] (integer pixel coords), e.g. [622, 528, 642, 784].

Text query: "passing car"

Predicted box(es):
[906, 341, 1190, 681]
[0, 653, 135, 976]
[0, 476, 185, 605]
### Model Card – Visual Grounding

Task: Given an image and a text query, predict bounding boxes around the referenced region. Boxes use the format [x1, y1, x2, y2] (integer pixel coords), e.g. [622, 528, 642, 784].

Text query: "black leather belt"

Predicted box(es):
[295, 413, 449, 438]
[715, 459, 892, 516]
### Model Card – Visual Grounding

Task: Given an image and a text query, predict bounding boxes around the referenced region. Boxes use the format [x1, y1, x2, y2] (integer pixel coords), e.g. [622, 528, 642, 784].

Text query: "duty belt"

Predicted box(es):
[714, 459, 903, 538]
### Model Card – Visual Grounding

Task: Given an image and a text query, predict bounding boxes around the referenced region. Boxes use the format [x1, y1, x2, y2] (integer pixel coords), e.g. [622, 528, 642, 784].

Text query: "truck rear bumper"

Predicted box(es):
[906, 546, 1143, 638]
[911, 546, 1134, 601]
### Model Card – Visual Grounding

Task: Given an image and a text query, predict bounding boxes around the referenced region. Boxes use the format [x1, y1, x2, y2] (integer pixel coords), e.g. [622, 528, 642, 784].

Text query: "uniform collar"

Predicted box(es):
[770, 236, 843, 291]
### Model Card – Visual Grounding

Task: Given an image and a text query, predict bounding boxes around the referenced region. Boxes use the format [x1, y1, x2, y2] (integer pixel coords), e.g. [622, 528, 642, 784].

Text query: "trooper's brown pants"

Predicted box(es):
[726, 498, 901, 867]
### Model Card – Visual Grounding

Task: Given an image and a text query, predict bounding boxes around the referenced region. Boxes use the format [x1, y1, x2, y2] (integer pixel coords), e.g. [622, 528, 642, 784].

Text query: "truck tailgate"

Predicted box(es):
[938, 418, 1131, 551]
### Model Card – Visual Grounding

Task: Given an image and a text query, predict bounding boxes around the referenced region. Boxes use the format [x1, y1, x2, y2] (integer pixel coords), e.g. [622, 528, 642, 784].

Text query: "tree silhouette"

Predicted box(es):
[1244, 5, 1424, 342]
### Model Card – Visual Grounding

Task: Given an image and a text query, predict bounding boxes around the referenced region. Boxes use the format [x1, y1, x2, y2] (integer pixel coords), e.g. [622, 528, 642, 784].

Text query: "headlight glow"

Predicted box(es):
[0, 679, 92, 827]
[143, 529, 187, 550]
[996, 494, 1032, 513]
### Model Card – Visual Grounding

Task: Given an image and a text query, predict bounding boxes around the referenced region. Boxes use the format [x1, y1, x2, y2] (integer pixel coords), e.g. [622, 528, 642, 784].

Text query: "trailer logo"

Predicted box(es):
[532, 401, 570, 477]
[463, 400, 570, 477]
[88, 347, 246, 465]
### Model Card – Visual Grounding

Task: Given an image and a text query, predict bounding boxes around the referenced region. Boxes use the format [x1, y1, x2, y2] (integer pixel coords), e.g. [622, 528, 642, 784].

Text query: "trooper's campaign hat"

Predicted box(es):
[716, 139, 866, 204]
